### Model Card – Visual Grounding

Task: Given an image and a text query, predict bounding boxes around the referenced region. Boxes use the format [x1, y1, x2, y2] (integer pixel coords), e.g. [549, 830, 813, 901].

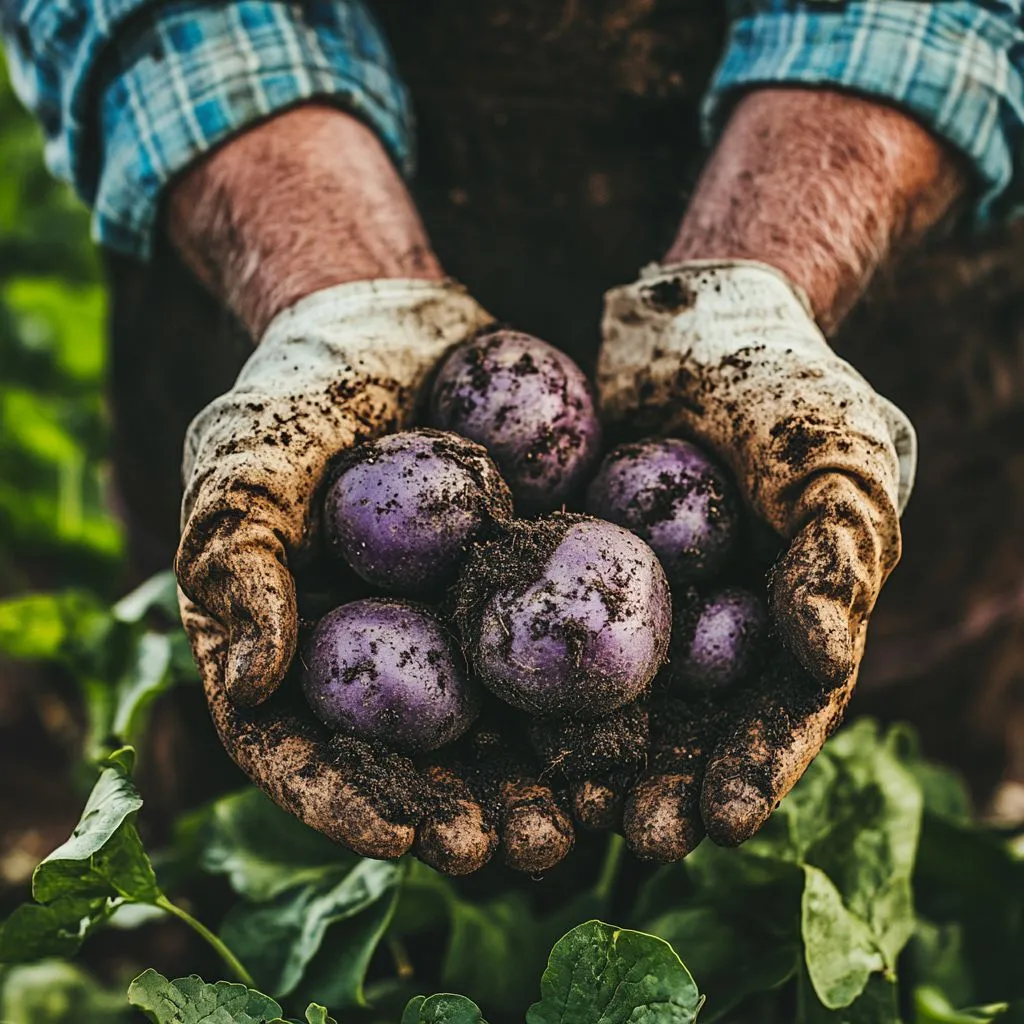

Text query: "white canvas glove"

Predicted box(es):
[178, 278, 491, 706]
[175, 280, 497, 866]
[594, 260, 917, 856]
[599, 259, 914, 690]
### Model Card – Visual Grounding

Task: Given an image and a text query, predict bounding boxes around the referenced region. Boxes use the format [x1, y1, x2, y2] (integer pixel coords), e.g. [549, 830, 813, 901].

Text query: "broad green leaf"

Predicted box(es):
[526, 921, 703, 1024]
[199, 789, 351, 902]
[127, 970, 283, 1024]
[109, 631, 173, 743]
[645, 905, 798, 1021]
[0, 959, 129, 1023]
[797, 970, 900, 1023]
[32, 754, 160, 904]
[914, 986, 1009, 1023]
[402, 994, 487, 1024]
[0, 748, 162, 962]
[802, 865, 885, 1009]
[0, 897, 114, 962]
[301, 881, 402, 1009]
[220, 858, 402, 997]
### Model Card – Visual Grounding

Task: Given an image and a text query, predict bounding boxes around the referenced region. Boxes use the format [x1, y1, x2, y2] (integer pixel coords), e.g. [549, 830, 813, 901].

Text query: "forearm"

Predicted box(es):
[167, 105, 442, 338]
[667, 88, 968, 333]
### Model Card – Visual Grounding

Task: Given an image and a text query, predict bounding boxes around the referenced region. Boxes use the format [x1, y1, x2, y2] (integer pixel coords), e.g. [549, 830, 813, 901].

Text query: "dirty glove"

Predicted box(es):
[595, 260, 914, 856]
[177, 279, 574, 875]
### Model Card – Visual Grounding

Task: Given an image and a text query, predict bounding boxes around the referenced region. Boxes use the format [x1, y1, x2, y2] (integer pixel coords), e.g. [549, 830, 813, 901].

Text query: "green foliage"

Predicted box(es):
[127, 971, 286, 1024]
[526, 921, 703, 1024]
[0, 960, 130, 1023]
[0, 571, 196, 761]
[0, 56, 121, 593]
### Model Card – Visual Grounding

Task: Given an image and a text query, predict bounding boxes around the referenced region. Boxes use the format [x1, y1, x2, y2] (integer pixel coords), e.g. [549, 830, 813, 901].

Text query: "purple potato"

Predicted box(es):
[428, 328, 602, 514]
[324, 429, 512, 596]
[670, 586, 766, 692]
[302, 598, 479, 753]
[457, 514, 671, 717]
[585, 438, 739, 585]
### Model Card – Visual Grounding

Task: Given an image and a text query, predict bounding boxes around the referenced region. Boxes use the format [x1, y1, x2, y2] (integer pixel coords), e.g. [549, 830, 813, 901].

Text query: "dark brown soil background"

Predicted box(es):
[3, 0, 1023, 975]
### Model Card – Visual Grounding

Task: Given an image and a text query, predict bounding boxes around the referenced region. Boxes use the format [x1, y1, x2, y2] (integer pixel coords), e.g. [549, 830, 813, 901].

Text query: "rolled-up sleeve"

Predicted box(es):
[1, 1, 412, 259]
[705, 1, 1024, 224]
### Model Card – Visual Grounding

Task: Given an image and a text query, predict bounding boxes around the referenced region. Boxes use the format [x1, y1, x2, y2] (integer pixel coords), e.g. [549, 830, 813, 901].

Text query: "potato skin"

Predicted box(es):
[302, 598, 480, 753]
[585, 438, 740, 586]
[458, 514, 671, 718]
[429, 328, 602, 515]
[323, 428, 512, 596]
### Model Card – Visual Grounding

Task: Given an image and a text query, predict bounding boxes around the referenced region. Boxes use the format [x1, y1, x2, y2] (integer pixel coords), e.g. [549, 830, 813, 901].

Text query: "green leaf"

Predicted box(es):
[526, 920, 703, 1024]
[802, 865, 886, 1010]
[303, 1005, 337, 1024]
[0, 897, 114, 962]
[199, 788, 351, 902]
[0, 959, 129, 1023]
[127, 970, 283, 1024]
[442, 892, 545, 1010]
[32, 754, 160, 904]
[914, 986, 1009, 1024]
[0, 748, 161, 963]
[301, 880, 402, 1009]
[220, 858, 403, 997]
[798, 970, 901, 1023]
[402, 994, 487, 1024]
[110, 631, 173, 739]
[112, 571, 181, 625]
[645, 904, 798, 1021]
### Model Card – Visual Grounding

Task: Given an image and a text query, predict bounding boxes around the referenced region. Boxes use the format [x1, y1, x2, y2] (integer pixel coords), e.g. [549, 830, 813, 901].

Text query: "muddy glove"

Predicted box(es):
[596, 259, 914, 857]
[176, 279, 574, 875]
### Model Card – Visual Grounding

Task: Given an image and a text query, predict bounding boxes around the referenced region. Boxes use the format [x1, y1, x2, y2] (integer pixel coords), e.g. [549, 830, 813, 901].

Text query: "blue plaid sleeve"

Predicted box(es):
[706, 1, 1024, 224]
[1, 1, 412, 259]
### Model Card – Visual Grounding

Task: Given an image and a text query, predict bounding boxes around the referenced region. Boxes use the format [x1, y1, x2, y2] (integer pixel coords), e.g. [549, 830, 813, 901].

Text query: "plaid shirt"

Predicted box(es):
[3, 0, 1024, 259]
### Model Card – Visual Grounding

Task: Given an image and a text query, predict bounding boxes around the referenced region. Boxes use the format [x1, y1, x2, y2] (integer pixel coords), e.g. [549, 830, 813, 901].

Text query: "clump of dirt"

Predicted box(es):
[529, 702, 649, 781]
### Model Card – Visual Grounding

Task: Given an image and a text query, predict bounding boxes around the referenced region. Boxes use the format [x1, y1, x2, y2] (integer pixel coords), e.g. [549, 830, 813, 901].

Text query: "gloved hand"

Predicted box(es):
[594, 259, 915, 858]
[176, 279, 574, 875]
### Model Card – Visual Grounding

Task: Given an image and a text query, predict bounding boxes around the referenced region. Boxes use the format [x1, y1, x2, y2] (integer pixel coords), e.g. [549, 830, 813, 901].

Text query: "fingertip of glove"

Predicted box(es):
[701, 768, 772, 847]
[501, 785, 575, 874]
[416, 813, 498, 876]
[225, 634, 291, 707]
[623, 775, 703, 863]
[572, 780, 623, 831]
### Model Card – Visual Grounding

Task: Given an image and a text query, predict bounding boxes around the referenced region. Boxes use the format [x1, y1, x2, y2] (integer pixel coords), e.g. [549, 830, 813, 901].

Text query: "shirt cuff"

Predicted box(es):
[96, 1, 413, 259]
[704, 2, 1024, 225]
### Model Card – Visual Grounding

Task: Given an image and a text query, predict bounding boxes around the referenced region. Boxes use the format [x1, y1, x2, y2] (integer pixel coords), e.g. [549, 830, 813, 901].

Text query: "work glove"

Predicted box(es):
[176, 279, 574, 875]
[593, 259, 915, 859]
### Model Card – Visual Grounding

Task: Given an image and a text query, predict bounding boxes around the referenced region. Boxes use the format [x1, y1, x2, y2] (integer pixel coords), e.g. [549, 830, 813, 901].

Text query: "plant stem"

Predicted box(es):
[594, 832, 625, 906]
[388, 935, 414, 980]
[155, 895, 256, 987]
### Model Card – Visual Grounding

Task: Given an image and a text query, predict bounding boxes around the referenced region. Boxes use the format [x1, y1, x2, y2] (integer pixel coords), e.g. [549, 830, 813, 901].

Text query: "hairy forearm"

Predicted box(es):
[166, 105, 442, 338]
[666, 89, 969, 333]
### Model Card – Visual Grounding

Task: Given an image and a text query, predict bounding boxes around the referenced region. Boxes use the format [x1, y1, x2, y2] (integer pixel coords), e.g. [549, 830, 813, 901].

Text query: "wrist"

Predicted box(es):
[666, 89, 968, 333]
[166, 104, 443, 338]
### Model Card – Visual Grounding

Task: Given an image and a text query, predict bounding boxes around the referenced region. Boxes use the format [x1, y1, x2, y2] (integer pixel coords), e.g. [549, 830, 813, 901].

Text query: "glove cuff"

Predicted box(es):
[260, 277, 486, 348]
[640, 258, 817, 320]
